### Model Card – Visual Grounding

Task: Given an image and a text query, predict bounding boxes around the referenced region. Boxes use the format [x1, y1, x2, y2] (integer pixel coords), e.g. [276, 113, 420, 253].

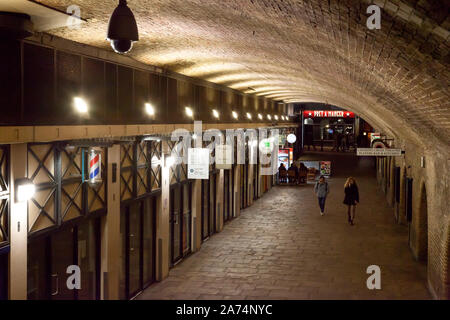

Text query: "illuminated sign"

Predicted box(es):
[303, 110, 355, 118]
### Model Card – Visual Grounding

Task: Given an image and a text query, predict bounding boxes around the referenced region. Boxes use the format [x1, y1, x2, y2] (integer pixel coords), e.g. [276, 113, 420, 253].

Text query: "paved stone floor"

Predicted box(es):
[137, 151, 430, 300]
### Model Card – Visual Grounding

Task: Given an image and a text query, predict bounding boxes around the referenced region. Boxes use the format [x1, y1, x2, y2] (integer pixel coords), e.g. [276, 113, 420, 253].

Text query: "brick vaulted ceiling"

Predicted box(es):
[36, 0, 449, 148]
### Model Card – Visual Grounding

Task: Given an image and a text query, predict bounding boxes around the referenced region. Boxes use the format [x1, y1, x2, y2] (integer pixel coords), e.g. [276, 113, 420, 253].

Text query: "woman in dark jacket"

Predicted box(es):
[343, 177, 359, 225]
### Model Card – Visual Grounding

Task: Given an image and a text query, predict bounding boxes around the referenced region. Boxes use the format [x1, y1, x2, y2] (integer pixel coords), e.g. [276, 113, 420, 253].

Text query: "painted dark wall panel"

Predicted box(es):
[134, 69, 149, 123]
[56, 51, 81, 124]
[167, 77, 178, 124]
[117, 66, 133, 122]
[104, 63, 118, 123]
[23, 43, 55, 125]
[82, 57, 105, 125]
[3, 41, 283, 127]
[0, 40, 21, 124]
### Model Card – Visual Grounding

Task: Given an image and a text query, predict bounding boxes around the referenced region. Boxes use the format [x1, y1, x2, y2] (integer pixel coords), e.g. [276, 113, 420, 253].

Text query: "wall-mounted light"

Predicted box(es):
[107, 0, 139, 54]
[74, 97, 88, 113]
[232, 111, 238, 119]
[151, 155, 160, 166]
[185, 107, 194, 118]
[212, 109, 219, 119]
[258, 114, 263, 120]
[165, 155, 175, 167]
[15, 178, 35, 203]
[274, 115, 279, 120]
[246, 113, 252, 120]
[145, 103, 155, 116]
[267, 115, 272, 120]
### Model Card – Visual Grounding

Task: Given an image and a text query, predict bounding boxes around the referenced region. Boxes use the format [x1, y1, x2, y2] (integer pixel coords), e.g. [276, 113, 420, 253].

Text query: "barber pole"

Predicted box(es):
[88, 149, 102, 184]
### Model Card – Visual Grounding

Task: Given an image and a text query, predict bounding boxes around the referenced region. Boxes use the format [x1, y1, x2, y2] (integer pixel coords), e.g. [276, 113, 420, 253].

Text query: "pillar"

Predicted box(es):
[191, 132, 203, 252]
[216, 169, 224, 232]
[9, 143, 28, 300]
[234, 164, 241, 217]
[248, 164, 254, 206]
[101, 144, 120, 299]
[158, 143, 171, 279]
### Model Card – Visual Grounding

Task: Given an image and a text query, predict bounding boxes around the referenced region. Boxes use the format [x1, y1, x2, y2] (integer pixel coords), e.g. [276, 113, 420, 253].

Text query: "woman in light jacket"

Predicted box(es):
[343, 177, 359, 225]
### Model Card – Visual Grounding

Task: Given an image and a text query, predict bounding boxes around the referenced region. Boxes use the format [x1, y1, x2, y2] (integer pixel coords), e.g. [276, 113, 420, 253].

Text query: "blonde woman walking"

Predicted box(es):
[343, 177, 359, 225]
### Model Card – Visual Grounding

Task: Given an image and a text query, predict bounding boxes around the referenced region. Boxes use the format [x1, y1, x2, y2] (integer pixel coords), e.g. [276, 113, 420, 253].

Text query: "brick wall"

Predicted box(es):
[377, 138, 450, 299]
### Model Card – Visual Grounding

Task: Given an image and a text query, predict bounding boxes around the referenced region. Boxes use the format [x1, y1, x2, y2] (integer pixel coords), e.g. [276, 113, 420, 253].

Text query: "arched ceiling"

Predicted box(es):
[36, 0, 449, 147]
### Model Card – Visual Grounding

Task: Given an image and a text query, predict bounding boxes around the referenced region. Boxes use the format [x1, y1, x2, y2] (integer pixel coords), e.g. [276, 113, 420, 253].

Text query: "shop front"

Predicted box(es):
[223, 168, 233, 223]
[119, 140, 160, 299]
[170, 181, 192, 264]
[0, 145, 9, 300]
[26, 143, 106, 300]
[302, 110, 355, 150]
[201, 170, 217, 241]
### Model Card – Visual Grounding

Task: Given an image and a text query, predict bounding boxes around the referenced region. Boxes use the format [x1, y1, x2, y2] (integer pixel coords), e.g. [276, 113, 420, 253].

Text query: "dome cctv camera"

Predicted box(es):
[107, 0, 139, 54]
[110, 39, 133, 54]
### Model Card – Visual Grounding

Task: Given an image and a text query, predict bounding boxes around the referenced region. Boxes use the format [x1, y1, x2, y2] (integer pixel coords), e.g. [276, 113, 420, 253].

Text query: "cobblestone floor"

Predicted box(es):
[137, 151, 430, 300]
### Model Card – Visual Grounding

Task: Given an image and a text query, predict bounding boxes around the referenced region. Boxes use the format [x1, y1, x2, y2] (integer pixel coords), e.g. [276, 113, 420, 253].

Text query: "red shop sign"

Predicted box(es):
[303, 110, 355, 118]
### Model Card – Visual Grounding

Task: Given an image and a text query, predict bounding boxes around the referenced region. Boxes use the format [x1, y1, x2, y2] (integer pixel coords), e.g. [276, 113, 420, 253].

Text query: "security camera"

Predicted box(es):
[107, 0, 138, 54]
[109, 39, 133, 54]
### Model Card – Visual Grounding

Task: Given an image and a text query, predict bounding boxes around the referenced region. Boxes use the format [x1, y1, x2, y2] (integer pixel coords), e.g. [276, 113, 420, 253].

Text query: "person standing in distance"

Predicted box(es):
[314, 175, 330, 216]
[343, 177, 359, 225]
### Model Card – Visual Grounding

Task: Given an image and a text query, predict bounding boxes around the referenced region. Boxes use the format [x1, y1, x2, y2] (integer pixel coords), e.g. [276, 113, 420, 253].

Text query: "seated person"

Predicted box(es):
[278, 163, 287, 183]
[288, 163, 299, 183]
[298, 163, 308, 183]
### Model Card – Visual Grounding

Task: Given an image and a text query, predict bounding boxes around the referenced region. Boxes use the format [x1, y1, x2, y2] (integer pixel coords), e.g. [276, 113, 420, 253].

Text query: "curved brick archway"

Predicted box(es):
[33, 0, 449, 299]
[38, 0, 449, 149]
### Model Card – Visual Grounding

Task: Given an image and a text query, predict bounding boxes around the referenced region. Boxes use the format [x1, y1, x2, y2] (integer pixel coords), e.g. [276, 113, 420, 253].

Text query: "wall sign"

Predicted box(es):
[303, 110, 355, 118]
[320, 161, 331, 176]
[259, 138, 274, 154]
[357, 148, 403, 156]
[188, 148, 210, 179]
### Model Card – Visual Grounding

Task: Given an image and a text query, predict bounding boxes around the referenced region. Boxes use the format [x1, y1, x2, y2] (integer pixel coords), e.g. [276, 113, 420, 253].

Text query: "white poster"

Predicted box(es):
[188, 148, 210, 179]
[216, 144, 232, 170]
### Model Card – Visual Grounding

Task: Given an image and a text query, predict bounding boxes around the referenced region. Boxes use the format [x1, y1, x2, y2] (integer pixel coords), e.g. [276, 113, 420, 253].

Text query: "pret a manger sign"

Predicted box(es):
[303, 110, 355, 118]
